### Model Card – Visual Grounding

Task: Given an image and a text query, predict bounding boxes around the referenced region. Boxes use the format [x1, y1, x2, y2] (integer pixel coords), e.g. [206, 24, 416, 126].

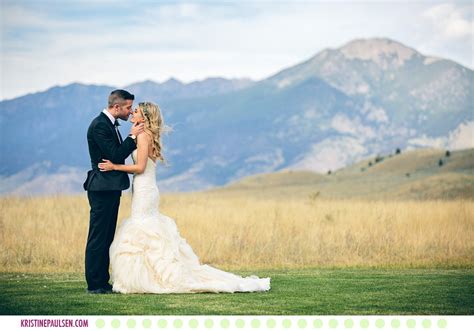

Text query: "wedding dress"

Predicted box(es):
[109, 150, 271, 294]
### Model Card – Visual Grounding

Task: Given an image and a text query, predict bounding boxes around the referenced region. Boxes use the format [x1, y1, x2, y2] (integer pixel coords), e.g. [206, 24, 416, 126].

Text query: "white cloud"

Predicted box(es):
[416, 2, 473, 69]
[422, 3, 473, 39]
[1, 1, 472, 100]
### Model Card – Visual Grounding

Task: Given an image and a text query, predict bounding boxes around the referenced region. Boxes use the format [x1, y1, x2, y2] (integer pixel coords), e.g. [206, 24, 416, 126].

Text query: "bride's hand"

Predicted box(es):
[98, 159, 115, 172]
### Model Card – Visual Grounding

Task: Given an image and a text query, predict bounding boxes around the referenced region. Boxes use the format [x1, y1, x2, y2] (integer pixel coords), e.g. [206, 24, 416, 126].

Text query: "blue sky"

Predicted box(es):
[1, 0, 472, 100]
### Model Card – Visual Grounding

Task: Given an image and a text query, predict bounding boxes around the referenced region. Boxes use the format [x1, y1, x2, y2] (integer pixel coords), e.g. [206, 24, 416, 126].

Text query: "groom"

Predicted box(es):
[83, 89, 144, 294]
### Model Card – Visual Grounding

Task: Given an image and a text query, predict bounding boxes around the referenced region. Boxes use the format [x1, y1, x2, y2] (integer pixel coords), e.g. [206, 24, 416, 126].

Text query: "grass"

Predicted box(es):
[1, 195, 473, 272]
[1, 267, 473, 315]
[1, 178, 472, 315]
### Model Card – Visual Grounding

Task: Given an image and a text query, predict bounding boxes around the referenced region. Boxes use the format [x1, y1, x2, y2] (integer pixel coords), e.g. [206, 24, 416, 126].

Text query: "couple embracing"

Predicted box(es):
[83, 89, 271, 294]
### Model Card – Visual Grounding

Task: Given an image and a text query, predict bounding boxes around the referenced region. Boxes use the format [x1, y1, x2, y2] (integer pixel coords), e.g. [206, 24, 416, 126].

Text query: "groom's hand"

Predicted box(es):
[130, 122, 144, 137]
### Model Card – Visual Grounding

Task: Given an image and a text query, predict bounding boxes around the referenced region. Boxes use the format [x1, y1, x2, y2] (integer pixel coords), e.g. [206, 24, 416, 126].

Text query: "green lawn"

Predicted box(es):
[1, 267, 473, 315]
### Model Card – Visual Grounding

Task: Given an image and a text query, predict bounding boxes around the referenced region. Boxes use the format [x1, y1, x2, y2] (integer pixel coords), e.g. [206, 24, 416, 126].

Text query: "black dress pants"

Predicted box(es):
[85, 190, 121, 290]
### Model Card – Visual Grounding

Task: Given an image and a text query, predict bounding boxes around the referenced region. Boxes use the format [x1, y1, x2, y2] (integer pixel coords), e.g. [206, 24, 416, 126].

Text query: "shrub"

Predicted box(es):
[375, 155, 384, 163]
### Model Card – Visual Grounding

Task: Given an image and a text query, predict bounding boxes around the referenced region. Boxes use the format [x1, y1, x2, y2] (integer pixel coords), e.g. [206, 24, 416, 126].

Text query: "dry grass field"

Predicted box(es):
[1, 193, 473, 273]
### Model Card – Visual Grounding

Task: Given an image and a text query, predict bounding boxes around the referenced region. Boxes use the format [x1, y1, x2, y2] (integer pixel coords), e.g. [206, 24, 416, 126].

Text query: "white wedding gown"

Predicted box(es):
[109, 150, 271, 294]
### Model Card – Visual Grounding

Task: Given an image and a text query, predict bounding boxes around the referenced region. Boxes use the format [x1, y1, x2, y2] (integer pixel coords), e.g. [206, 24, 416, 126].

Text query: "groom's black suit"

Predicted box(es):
[83, 112, 136, 291]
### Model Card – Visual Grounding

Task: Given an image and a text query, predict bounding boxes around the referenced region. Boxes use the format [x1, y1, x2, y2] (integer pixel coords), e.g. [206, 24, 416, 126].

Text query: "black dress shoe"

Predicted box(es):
[86, 287, 109, 294]
[103, 287, 113, 294]
[103, 283, 113, 291]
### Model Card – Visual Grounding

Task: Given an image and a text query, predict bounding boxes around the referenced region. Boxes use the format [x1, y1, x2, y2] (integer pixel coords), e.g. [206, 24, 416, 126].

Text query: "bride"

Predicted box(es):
[98, 102, 271, 294]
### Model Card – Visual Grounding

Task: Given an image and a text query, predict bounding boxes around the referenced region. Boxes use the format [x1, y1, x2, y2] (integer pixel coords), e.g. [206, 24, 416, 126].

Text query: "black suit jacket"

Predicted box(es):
[83, 112, 136, 191]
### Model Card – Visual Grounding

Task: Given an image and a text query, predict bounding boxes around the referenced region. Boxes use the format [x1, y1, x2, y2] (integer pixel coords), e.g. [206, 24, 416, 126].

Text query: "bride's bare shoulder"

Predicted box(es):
[137, 132, 151, 144]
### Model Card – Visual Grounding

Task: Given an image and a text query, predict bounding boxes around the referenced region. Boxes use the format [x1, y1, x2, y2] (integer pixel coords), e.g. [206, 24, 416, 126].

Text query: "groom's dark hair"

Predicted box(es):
[108, 89, 135, 107]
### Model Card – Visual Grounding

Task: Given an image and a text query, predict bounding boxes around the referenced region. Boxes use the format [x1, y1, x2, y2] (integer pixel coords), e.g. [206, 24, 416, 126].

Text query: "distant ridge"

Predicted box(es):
[208, 147, 474, 201]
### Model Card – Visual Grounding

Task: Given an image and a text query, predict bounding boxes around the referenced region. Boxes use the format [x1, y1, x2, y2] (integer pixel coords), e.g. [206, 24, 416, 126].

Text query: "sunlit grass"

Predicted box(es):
[1, 193, 472, 272]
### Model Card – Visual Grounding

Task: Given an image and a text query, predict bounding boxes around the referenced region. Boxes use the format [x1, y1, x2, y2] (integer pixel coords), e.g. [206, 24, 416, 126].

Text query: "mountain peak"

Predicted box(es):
[162, 77, 183, 86]
[339, 37, 419, 68]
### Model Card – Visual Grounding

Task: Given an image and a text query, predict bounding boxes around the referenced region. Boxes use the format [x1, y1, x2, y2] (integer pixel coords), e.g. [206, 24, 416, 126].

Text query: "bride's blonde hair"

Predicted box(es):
[138, 102, 172, 164]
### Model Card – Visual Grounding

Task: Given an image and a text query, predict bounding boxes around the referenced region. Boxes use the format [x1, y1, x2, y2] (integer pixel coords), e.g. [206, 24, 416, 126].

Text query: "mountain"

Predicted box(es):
[207, 148, 474, 201]
[124, 77, 254, 102]
[0, 37, 472, 195]
[269, 38, 471, 135]
[0, 83, 115, 175]
[0, 77, 253, 177]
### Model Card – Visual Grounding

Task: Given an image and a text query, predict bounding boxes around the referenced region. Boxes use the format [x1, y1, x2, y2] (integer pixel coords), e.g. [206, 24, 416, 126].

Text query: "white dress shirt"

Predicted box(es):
[102, 108, 116, 124]
[102, 109, 122, 143]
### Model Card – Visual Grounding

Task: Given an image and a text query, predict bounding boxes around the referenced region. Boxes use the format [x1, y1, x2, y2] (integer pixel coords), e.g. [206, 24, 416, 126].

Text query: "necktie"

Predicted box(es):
[114, 120, 123, 144]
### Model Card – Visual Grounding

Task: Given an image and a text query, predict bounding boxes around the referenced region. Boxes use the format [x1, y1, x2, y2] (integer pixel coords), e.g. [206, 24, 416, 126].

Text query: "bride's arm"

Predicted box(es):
[99, 134, 150, 174]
